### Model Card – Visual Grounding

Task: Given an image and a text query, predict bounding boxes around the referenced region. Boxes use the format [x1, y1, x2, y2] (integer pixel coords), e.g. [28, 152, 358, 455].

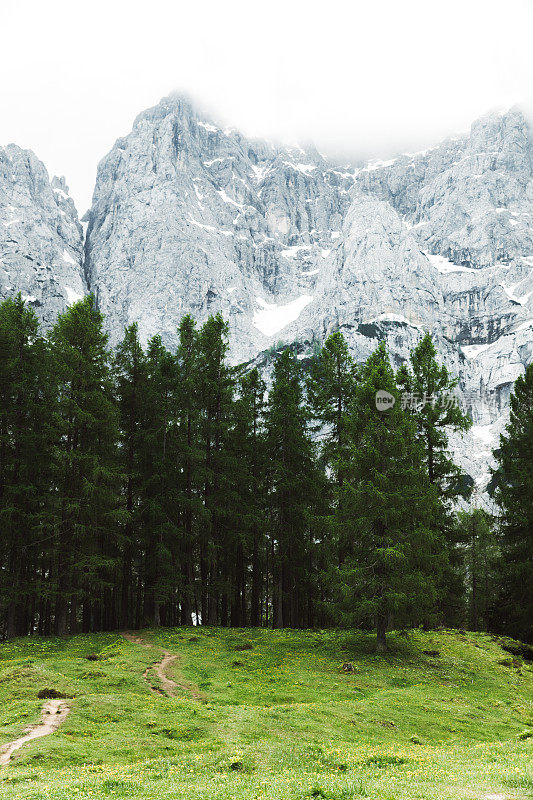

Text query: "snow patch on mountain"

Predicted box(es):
[253, 295, 313, 337]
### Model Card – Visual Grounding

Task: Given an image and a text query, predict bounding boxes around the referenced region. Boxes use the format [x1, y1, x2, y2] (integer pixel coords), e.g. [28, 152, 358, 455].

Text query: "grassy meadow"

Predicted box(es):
[0, 627, 531, 799]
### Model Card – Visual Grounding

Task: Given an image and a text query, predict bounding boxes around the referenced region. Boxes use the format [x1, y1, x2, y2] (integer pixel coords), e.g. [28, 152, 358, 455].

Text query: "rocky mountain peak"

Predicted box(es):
[468, 106, 531, 159]
[84, 94, 355, 358]
[0, 145, 84, 326]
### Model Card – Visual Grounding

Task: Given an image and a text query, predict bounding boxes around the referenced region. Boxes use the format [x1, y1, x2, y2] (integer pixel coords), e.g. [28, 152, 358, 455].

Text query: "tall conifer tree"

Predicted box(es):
[456, 509, 498, 632]
[175, 314, 202, 625]
[307, 332, 356, 487]
[307, 332, 358, 608]
[266, 348, 324, 628]
[397, 332, 470, 493]
[114, 323, 148, 628]
[139, 335, 178, 626]
[231, 367, 266, 626]
[397, 332, 472, 624]
[0, 296, 56, 637]
[493, 364, 533, 642]
[51, 294, 120, 634]
[337, 342, 442, 651]
[198, 314, 235, 625]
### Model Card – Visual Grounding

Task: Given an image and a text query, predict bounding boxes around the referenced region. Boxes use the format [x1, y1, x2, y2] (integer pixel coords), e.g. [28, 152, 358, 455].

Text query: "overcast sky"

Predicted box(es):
[1, 0, 532, 213]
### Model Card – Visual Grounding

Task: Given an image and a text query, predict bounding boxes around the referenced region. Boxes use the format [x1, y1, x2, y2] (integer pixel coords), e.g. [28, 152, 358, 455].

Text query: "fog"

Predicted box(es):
[1, 0, 532, 212]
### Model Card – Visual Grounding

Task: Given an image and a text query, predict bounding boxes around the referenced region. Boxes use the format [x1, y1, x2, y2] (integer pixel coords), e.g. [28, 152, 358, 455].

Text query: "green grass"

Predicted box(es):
[0, 627, 531, 799]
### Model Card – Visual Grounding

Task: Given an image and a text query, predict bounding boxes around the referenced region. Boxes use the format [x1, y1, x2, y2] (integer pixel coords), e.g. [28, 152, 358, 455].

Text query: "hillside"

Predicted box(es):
[0, 628, 531, 799]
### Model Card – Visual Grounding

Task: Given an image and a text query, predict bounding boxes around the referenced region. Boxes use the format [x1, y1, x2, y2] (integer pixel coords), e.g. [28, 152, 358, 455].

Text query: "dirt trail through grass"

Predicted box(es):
[0, 699, 69, 766]
[121, 632, 205, 701]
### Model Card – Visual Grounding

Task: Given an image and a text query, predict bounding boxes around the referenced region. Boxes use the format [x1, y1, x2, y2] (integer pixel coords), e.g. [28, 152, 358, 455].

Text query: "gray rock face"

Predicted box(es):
[1, 96, 531, 503]
[348, 109, 532, 500]
[0, 145, 84, 326]
[85, 96, 354, 361]
[357, 109, 533, 269]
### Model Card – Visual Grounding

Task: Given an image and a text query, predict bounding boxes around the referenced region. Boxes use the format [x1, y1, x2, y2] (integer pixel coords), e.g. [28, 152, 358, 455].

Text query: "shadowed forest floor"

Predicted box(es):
[0, 628, 531, 799]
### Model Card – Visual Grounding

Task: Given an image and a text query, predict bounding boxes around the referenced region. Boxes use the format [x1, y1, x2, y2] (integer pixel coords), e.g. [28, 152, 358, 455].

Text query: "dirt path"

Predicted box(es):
[152, 650, 181, 695]
[0, 699, 70, 767]
[121, 632, 206, 701]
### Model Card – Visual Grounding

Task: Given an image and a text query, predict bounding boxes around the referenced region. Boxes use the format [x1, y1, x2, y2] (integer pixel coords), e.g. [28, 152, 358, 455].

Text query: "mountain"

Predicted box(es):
[0, 145, 84, 324]
[84, 95, 354, 361]
[0, 95, 531, 501]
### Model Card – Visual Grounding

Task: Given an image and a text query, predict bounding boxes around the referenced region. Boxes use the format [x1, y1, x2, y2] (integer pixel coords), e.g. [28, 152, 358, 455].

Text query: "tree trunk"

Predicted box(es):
[200, 543, 208, 625]
[153, 599, 161, 627]
[471, 516, 478, 631]
[180, 535, 193, 626]
[6, 603, 18, 639]
[376, 614, 387, 652]
[251, 533, 260, 627]
[121, 542, 132, 628]
[69, 594, 78, 634]
[55, 597, 68, 636]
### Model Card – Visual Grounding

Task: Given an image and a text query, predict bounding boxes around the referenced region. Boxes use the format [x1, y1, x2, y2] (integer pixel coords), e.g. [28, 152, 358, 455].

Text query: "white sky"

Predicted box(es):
[1, 0, 532, 213]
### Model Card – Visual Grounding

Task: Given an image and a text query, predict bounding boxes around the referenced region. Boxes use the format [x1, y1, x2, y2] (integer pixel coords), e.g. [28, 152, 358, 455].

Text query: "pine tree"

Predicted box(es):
[197, 314, 235, 625]
[337, 342, 442, 651]
[307, 331, 356, 487]
[397, 332, 472, 625]
[266, 348, 324, 628]
[397, 332, 471, 494]
[114, 323, 148, 628]
[0, 295, 56, 637]
[139, 335, 178, 626]
[51, 294, 120, 634]
[231, 367, 266, 626]
[174, 314, 202, 625]
[456, 509, 498, 632]
[493, 364, 533, 642]
[307, 332, 358, 611]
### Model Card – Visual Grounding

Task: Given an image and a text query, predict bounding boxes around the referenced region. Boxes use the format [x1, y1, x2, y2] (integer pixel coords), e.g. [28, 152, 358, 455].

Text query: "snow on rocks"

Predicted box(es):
[253, 295, 313, 337]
